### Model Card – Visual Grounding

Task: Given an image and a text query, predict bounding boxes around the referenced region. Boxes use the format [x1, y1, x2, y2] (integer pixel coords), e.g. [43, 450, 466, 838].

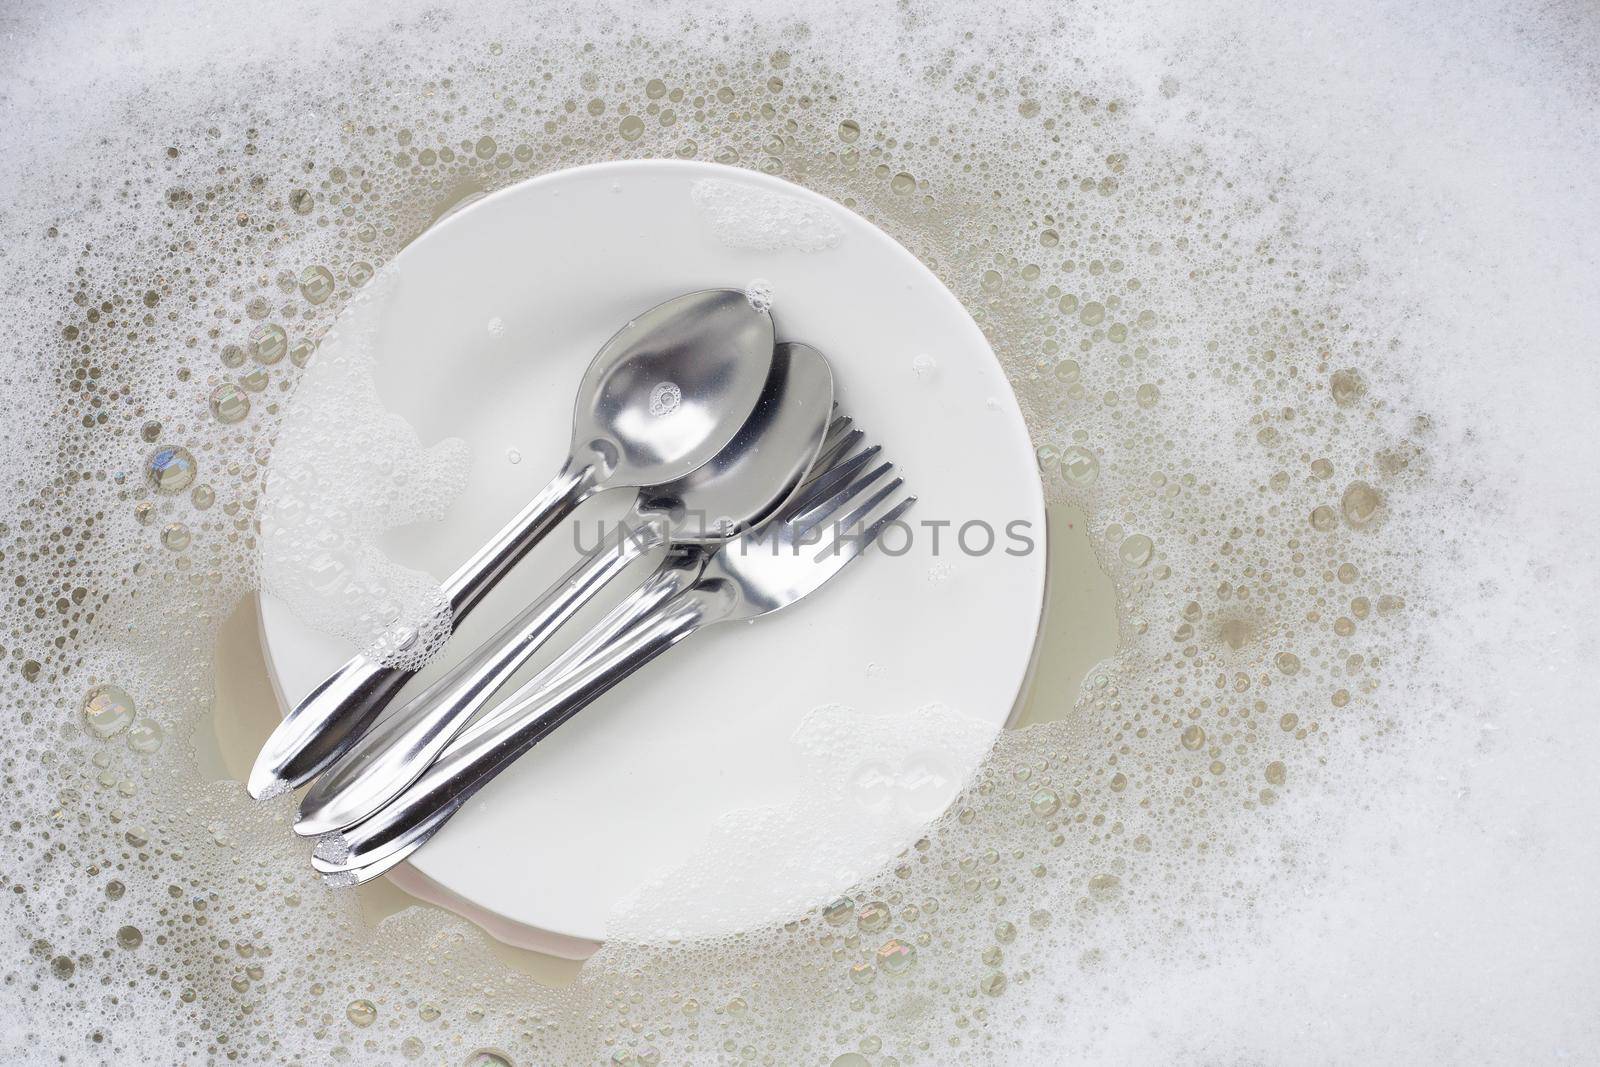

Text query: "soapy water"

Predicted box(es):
[1, 0, 1597, 1063]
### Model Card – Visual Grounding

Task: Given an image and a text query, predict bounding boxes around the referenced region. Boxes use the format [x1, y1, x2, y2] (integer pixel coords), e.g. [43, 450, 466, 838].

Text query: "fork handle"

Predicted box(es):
[293, 514, 669, 836]
[248, 458, 595, 799]
[318, 588, 712, 883]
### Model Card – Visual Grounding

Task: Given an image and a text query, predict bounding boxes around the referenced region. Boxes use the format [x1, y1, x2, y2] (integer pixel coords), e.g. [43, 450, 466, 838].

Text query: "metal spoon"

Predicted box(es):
[292, 342, 833, 834]
[248, 289, 775, 799]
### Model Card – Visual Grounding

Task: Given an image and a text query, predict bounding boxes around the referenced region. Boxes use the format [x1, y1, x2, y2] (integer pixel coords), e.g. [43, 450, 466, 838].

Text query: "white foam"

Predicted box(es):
[258, 268, 470, 670]
[312, 832, 351, 866]
[692, 178, 845, 252]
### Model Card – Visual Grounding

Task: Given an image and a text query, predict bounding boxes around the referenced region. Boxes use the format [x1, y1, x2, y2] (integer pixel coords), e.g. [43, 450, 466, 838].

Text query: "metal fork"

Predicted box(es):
[314, 433, 913, 884]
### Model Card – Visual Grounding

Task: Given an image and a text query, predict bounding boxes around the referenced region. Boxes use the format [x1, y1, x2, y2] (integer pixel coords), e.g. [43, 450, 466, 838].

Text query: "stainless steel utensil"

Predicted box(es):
[292, 343, 834, 835]
[315, 433, 913, 883]
[248, 289, 775, 799]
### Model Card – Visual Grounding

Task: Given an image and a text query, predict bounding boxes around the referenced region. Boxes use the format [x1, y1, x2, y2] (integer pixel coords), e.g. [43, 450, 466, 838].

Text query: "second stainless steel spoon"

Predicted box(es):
[292, 342, 834, 835]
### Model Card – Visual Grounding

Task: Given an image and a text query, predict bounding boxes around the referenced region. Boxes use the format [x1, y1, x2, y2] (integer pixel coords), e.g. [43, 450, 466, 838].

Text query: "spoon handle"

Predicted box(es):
[438, 458, 597, 618]
[319, 590, 712, 885]
[293, 515, 668, 836]
[247, 459, 595, 799]
[455, 550, 702, 745]
[311, 553, 695, 873]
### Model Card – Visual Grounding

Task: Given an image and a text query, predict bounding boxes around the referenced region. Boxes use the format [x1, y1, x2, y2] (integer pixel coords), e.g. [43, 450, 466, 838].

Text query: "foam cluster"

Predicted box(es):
[691, 178, 845, 252]
[258, 268, 469, 671]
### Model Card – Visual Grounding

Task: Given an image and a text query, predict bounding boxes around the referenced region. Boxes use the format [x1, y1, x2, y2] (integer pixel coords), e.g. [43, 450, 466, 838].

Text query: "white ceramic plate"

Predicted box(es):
[260, 160, 1045, 950]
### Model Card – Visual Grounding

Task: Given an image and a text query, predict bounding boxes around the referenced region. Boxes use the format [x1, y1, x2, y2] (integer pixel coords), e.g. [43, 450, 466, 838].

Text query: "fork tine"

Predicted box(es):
[813, 480, 907, 558]
[814, 423, 859, 464]
[836, 475, 904, 534]
[806, 489, 916, 570]
[823, 412, 851, 442]
[792, 460, 895, 538]
[786, 443, 880, 517]
[861, 495, 917, 546]
[806, 427, 863, 487]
